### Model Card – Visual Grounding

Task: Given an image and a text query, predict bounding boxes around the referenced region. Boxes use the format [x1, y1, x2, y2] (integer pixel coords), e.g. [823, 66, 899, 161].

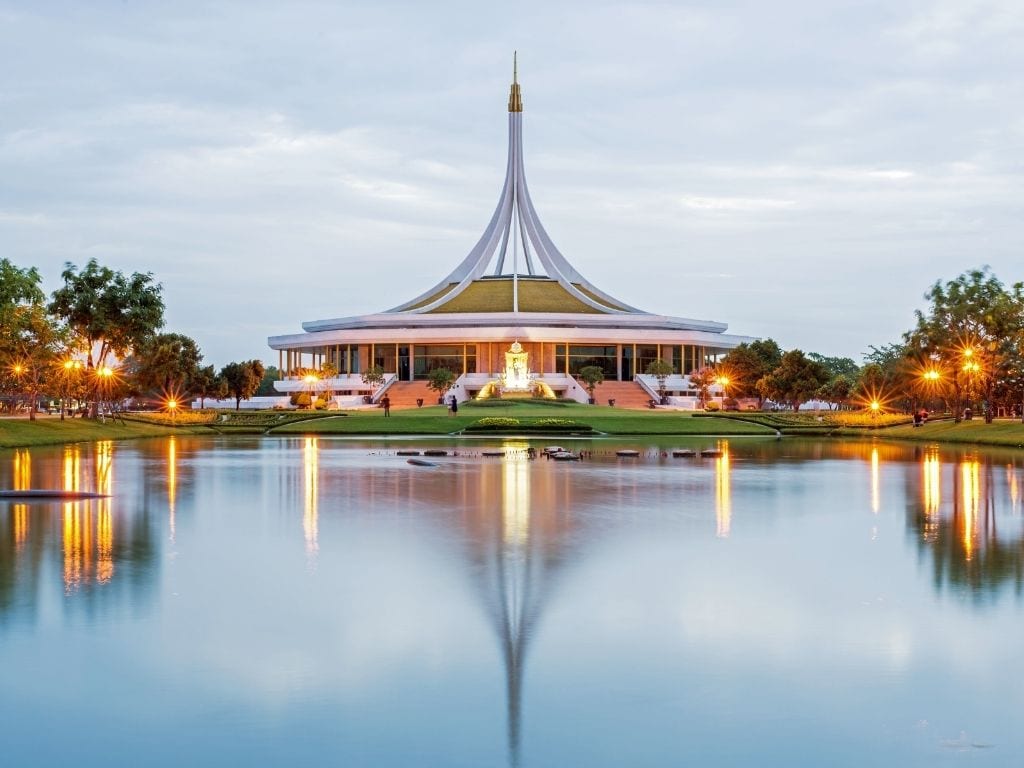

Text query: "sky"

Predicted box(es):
[1, 0, 1022, 367]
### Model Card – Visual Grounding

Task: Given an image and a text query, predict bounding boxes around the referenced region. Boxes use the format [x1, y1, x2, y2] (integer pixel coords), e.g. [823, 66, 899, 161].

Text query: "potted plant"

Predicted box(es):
[645, 359, 674, 404]
[361, 364, 385, 403]
[576, 366, 604, 405]
[427, 367, 456, 405]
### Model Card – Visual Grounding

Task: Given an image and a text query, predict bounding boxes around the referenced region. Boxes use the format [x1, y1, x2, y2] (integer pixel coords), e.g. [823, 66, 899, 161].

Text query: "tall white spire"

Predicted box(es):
[388, 57, 639, 314]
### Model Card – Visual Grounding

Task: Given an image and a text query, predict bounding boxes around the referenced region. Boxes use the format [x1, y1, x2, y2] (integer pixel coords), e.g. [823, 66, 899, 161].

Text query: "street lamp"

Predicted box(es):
[303, 373, 320, 409]
[166, 399, 179, 424]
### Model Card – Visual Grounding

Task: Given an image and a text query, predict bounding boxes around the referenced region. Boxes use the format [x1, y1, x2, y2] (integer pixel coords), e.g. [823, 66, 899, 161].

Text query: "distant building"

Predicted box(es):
[268, 58, 754, 408]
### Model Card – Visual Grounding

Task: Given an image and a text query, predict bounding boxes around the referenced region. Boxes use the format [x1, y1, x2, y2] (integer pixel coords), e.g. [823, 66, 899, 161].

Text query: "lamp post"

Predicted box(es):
[303, 373, 319, 409]
[166, 399, 178, 424]
[60, 358, 83, 421]
[961, 349, 980, 420]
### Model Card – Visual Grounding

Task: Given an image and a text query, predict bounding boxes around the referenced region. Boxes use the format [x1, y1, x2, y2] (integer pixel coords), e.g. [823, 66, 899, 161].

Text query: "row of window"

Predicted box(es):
[312, 343, 716, 380]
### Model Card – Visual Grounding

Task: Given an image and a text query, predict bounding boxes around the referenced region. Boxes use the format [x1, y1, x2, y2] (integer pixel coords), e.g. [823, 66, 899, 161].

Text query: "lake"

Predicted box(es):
[1, 435, 1022, 767]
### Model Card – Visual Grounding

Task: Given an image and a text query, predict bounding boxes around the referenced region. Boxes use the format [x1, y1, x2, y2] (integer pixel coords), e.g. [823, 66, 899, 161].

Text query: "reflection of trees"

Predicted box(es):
[905, 450, 1024, 603]
[0, 441, 165, 627]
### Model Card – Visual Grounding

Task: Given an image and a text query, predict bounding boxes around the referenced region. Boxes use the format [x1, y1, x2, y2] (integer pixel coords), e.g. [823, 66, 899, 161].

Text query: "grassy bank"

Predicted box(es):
[0, 417, 198, 449]
[852, 419, 1024, 448]
[270, 402, 776, 436]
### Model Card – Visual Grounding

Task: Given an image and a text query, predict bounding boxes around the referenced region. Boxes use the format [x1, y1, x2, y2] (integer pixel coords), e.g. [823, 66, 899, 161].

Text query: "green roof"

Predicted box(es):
[415, 278, 617, 314]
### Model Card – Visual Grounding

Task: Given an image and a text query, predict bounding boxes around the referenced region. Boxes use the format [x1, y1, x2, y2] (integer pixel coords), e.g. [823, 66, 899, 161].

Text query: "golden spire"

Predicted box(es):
[508, 51, 523, 112]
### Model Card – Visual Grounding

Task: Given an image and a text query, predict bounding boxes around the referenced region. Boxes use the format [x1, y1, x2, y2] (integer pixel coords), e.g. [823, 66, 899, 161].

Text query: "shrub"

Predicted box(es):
[475, 417, 520, 427]
[704, 401, 721, 411]
[534, 418, 577, 426]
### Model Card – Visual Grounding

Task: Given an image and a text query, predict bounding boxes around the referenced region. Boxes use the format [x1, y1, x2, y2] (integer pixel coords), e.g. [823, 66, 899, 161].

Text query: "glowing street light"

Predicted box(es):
[923, 369, 941, 382]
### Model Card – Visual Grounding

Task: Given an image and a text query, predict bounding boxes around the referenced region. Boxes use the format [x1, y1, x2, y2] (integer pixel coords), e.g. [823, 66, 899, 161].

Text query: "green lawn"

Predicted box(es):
[0, 416, 199, 449]
[859, 419, 1024, 448]
[269, 402, 776, 436]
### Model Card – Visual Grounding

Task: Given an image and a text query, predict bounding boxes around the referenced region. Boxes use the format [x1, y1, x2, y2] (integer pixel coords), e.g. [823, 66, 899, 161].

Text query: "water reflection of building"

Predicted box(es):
[905, 448, 1024, 602]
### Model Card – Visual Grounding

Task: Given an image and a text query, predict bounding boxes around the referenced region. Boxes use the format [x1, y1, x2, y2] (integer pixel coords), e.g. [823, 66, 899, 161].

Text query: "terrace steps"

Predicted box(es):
[594, 381, 653, 410]
[385, 381, 439, 410]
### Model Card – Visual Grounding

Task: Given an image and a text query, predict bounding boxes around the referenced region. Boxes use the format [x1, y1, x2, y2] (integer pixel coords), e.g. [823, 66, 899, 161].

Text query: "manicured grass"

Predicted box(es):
[0, 416, 198, 449]
[269, 402, 776, 436]
[854, 419, 1024, 448]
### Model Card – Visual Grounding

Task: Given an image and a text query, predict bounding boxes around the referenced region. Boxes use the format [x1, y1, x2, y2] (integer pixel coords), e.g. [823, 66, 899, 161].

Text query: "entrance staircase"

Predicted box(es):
[384, 381, 439, 410]
[596, 381, 654, 409]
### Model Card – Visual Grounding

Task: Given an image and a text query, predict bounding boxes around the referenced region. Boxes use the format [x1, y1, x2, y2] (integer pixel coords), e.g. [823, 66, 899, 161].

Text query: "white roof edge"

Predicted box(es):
[300, 311, 728, 334]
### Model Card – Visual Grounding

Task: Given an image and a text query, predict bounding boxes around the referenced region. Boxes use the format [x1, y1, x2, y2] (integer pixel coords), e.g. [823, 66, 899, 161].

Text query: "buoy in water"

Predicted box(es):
[422, 449, 448, 457]
[616, 450, 640, 457]
[396, 450, 421, 456]
[672, 450, 697, 458]
[700, 449, 724, 457]
[481, 450, 505, 457]
[550, 451, 580, 461]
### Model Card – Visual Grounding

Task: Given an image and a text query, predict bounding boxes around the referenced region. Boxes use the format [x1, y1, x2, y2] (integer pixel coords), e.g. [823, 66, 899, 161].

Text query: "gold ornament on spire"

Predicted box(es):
[508, 51, 523, 112]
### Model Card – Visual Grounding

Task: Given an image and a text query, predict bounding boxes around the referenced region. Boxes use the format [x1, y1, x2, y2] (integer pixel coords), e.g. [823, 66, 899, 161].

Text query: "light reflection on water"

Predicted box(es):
[0, 436, 1022, 767]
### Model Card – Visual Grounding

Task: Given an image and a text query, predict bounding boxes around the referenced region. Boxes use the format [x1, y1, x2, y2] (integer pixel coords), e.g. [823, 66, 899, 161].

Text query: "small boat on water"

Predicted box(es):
[616, 449, 640, 457]
[396, 450, 421, 456]
[482, 450, 505, 457]
[422, 450, 448, 457]
[407, 458, 438, 467]
[544, 446, 566, 455]
[550, 451, 580, 461]
[0, 489, 109, 500]
[672, 450, 697, 458]
[700, 449, 724, 457]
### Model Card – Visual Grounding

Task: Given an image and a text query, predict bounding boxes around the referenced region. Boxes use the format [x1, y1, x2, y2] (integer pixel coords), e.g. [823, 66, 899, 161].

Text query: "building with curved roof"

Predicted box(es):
[268, 57, 754, 408]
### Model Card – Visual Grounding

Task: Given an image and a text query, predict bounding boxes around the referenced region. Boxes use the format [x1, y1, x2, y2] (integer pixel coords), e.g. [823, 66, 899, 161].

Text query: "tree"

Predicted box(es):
[756, 350, 830, 411]
[815, 375, 853, 411]
[645, 359, 674, 401]
[576, 366, 604, 403]
[721, 339, 782, 405]
[0, 260, 65, 419]
[49, 259, 165, 370]
[427, 367, 456, 403]
[904, 267, 1024, 423]
[807, 353, 859, 380]
[133, 333, 203, 396]
[2, 304, 66, 420]
[220, 360, 265, 410]
[49, 259, 164, 415]
[0, 258, 45, 308]
[256, 366, 280, 396]
[361, 365, 385, 389]
[192, 365, 226, 408]
[688, 366, 718, 408]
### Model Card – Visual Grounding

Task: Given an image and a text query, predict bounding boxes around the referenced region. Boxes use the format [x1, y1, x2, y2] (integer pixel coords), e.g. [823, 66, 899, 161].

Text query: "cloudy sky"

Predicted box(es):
[2, 0, 1022, 366]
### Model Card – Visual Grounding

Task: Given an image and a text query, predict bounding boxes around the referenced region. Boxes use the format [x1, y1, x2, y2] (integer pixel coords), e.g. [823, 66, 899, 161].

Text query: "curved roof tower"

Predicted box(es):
[268, 57, 754, 397]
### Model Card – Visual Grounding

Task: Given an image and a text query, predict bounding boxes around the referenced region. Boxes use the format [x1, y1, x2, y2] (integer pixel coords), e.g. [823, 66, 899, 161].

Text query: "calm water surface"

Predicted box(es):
[1, 435, 1022, 767]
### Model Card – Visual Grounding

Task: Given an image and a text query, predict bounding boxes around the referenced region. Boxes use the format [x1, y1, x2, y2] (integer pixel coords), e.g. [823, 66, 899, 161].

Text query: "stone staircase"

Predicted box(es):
[384, 381, 441, 410]
[594, 381, 655, 409]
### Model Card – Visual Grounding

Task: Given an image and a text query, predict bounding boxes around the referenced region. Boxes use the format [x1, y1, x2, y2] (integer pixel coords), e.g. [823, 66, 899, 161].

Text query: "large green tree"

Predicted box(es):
[756, 350, 830, 411]
[904, 268, 1024, 422]
[132, 333, 203, 396]
[0, 260, 65, 418]
[721, 339, 782, 404]
[220, 360, 266, 410]
[49, 259, 165, 371]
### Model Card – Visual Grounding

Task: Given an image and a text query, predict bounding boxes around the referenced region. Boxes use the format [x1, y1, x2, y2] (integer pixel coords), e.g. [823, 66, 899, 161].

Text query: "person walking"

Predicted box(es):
[381, 395, 391, 417]
[449, 394, 459, 417]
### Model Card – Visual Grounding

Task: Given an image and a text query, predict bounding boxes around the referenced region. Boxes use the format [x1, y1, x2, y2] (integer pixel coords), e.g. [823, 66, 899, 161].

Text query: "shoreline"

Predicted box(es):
[3, 411, 1024, 451]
